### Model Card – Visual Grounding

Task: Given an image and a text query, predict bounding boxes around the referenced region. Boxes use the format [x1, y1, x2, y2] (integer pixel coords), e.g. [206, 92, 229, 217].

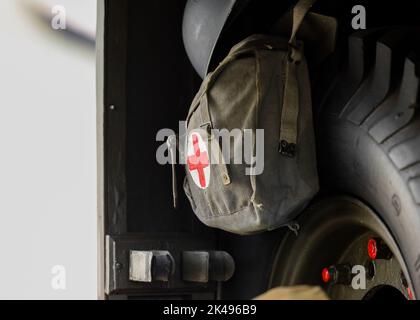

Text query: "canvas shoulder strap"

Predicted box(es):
[289, 0, 317, 60]
[279, 0, 316, 157]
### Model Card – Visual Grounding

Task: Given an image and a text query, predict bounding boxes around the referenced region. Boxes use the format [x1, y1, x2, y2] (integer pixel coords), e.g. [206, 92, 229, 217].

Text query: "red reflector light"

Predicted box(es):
[408, 287, 414, 300]
[367, 238, 378, 260]
[322, 267, 331, 283]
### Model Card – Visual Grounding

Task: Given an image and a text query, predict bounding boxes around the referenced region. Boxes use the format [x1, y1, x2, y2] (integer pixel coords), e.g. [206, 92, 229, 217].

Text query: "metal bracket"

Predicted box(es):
[105, 235, 234, 297]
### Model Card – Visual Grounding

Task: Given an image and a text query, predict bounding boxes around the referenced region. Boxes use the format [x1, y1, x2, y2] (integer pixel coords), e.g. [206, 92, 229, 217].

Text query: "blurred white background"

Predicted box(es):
[0, 0, 97, 299]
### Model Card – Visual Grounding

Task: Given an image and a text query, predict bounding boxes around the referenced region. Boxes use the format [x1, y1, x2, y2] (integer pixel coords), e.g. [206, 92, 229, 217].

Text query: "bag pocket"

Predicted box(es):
[185, 120, 254, 219]
[183, 176, 197, 212]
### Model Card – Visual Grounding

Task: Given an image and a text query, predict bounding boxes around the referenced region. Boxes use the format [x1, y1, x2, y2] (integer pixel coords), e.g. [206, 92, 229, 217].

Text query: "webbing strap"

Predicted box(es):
[279, 0, 316, 157]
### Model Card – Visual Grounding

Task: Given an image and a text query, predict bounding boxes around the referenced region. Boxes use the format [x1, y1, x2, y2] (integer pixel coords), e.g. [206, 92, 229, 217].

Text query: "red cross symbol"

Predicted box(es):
[187, 134, 210, 188]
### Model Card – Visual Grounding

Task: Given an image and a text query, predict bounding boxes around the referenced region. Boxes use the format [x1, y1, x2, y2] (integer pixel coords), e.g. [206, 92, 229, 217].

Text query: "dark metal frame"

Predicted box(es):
[96, 0, 220, 300]
[97, 0, 129, 299]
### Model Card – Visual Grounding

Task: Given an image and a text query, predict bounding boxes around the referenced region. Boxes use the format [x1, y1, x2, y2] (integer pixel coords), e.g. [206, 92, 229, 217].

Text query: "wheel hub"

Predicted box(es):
[269, 197, 414, 300]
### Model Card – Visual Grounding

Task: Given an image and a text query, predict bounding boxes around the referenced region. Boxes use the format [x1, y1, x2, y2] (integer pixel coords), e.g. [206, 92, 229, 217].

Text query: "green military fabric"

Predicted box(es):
[183, 0, 319, 234]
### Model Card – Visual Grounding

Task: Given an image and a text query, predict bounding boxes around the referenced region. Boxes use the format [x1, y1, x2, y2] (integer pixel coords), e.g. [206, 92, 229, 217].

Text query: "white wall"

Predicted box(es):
[0, 0, 97, 299]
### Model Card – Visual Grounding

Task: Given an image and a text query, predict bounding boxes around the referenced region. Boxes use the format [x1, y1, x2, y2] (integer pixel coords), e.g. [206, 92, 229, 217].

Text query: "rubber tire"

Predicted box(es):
[318, 27, 420, 297]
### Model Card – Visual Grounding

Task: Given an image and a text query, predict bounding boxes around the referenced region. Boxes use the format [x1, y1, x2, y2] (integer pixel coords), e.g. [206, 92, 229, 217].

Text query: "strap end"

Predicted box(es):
[279, 140, 297, 158]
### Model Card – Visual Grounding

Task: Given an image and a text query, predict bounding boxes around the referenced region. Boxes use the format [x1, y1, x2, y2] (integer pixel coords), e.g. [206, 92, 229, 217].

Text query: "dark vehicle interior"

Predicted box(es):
[98, 0, 420, 300]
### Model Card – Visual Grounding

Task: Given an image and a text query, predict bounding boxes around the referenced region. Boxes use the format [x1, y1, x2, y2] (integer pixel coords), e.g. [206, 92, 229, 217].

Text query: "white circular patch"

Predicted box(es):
[187, 132, 210, 189]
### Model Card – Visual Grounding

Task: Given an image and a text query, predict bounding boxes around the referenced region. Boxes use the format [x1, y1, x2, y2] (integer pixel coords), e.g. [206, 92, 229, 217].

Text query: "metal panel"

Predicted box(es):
[106, 235, 217, 298]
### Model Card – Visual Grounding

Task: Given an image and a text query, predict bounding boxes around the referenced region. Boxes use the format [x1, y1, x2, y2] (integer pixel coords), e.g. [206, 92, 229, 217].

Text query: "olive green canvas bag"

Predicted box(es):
[182, 0, 319, 235]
